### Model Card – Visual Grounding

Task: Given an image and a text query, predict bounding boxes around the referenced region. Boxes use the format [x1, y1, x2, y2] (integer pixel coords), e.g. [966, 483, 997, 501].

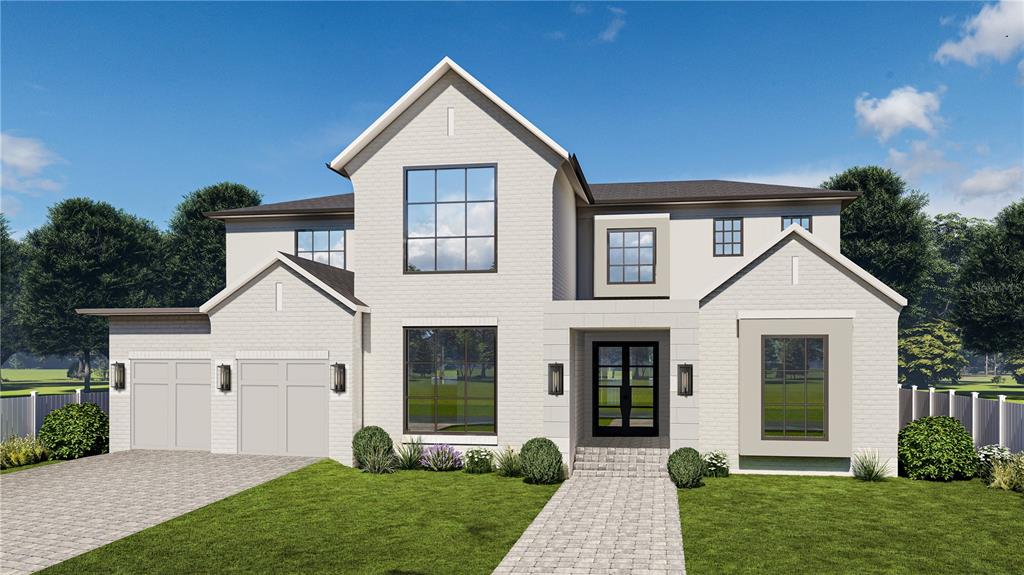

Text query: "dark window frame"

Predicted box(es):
[403, 163, 498, 274]
[607, 228, 657, 285]
[761, 334, 829, 442]
[403, 326, 498, 436]
[713, 217, 744, 257]
[781, 215, 813, 232]
[295, 229, 346, 269]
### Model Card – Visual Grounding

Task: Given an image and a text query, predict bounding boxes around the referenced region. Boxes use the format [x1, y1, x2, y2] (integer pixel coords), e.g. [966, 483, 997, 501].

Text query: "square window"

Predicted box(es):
[609, 232, 624, 247]
[313, 230, 330, 251]
[407, 239, 435, 271]
[609, 248, 624, 265]
[639, 247, 654, 264]
[623, 266, 639, 282]
[437, 168, 466, 202]
[466, 237, 495, 270]
[639, 231, 654, 246]
[466, 167, 495, 201]
[609, 266, 624, 283]
[297, 231, 313, 252]
[639, 265, 654, 282]
[330, 230, 345, 251]
[407, 204, 435, 238]
[406, 328, 496, 435]
[436, 238, 466, 271]
[466, 202, 494, 236]
[407, 170, 435, 203]
[329, 252, 344, 268]
[436, 203, 466, 237]
[624, 231, 640, 247]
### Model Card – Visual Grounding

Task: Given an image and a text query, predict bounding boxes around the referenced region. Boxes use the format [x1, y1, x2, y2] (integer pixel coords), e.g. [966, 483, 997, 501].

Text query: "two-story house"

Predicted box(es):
[80, 57, 904, 475]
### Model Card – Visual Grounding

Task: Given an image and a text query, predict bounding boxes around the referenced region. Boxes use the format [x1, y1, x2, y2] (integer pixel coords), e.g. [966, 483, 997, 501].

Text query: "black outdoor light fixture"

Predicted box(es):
[548, 363, 564, 396]
[112, 363, 126, 390]
[332, 363, 346, 393]
[217, 364, 232, 392]
[677, 364, 693, 396]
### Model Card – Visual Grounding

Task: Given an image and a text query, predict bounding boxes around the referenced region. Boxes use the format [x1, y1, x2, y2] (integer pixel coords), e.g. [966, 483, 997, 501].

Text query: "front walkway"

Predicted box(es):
[0, 450, 317, 575]
[493, 475, 686, 574]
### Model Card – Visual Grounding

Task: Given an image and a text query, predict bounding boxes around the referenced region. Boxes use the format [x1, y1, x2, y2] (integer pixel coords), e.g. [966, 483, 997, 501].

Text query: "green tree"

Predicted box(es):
[1005, 350, 1024, 385]
[823, 166, 937, 326]
[17, 199, 163, 387]
[898, 320, 968, 385]
[163, 182, 261, 306]
[1, 214, 26, 366]
[922, 213, 989, 320]
[956, 199, 1024, 354]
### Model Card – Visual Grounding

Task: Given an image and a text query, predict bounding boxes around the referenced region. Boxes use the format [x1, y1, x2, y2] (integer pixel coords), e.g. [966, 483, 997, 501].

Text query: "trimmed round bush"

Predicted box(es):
[519, 438, 563, 484]
[898, 416, 978, 481]
[38, 403, 108, 460]
[667, 447, 704, 488]
[352, 426, 393, 468]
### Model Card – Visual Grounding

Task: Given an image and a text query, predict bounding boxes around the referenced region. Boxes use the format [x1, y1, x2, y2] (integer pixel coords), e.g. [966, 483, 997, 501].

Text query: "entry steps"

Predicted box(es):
[572, 446, 670, 478]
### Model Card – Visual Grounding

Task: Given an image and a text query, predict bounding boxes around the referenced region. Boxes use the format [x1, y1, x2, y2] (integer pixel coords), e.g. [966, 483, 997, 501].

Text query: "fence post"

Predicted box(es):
[928, 386, 935, 416]
[29, 391, 38, 438]
[998, 395, 1007, 448]
[971, 392, 980, 446]
[76, 388, 82, 404]
[911, 385, 918, 420]
[948, 389, 955, 416]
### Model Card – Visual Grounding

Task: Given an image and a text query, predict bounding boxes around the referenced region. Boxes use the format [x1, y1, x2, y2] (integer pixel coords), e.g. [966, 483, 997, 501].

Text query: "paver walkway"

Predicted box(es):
[0, 450, 317, 575]
[493, 475, 686, 574]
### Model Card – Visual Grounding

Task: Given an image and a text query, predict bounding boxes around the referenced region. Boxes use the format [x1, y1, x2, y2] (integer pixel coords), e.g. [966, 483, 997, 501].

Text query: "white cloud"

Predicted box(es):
[935, 1, 1024, 65]
[854, 86, 944, 142]
[597, 7, 626, 43]
[958, 165, 1024, 199]
[0, 193, 23, 218]
[722, 166, 839, 189]
[886, 140, 956, 182]
[0, 132, 65, 195]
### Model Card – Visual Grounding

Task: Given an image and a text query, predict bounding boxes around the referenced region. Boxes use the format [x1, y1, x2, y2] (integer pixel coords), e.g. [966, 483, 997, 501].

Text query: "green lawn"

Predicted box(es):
[679, 475, 1023, 575]
[928, 374, 1024, 404]
[1, 459, 62, 475]
[0, 369, 108, 397]
[40, 460, 558, 575]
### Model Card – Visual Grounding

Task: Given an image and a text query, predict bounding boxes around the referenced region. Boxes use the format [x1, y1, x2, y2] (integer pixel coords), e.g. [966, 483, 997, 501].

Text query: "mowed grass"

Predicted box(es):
[929, 374, 1024, 404]
[0, 369, 108, 397]
[0, 459, 62, 475]
[679, 475, 1024, 575]
[40, 459, 558, 575]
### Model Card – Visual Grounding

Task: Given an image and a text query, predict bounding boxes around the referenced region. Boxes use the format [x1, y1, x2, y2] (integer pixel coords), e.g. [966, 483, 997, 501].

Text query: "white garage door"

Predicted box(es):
[132, 360, 211, 450]
[238, 360, 328, 456]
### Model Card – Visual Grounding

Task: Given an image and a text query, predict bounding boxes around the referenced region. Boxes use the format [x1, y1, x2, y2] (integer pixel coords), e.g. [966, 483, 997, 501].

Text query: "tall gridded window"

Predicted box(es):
[781, 215, 812, 231]
[608, 229, 655, 284]
[713, 218, 743, 256]
[296, 230, 345, 268]
[405, 327, 497, 434]
[405, 166, 496, 273]
[762, 336, 827, 440]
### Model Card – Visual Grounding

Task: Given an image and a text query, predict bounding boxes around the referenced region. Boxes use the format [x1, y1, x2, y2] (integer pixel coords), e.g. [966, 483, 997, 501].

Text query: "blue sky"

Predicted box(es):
[2, 1, 1022, 236]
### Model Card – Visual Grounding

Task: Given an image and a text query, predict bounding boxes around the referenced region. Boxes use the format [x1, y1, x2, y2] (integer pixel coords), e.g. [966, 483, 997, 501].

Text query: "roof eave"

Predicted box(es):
[76, 307, 205, 317]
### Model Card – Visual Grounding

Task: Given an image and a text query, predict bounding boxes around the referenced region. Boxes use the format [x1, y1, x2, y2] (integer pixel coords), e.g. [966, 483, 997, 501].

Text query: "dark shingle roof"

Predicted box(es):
[278, 252, 366, 308]
[588, 180, 860, 205]
[205, 193, 354, 218]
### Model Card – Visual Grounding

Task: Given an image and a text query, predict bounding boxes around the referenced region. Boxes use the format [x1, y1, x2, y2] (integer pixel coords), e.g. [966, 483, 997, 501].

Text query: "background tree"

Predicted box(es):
[823, 166, 937, 327]
[921, 213, 988, 320]
[17, 199, 163, 387]
[1, 214, 26, 366]
[163, 182, 261, 306]
[898, 320, 967, 385]
[955, 199, 1024, 354]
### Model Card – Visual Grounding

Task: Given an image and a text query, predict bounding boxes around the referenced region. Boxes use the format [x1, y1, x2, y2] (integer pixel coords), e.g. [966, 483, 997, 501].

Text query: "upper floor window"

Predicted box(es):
[713, 218, 743, 256]
[782, 215, 812, 232]
[405, 165, 496, 273]
[608, 229, 655, 284]
[296, 230, 345, 268]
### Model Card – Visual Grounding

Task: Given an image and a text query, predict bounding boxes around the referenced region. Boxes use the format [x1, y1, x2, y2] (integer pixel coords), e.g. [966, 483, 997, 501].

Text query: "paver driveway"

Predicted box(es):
[0, 450, 318, 575]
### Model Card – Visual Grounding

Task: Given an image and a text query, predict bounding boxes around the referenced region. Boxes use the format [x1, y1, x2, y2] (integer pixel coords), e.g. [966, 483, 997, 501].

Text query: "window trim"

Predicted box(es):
[403, 326, 498, 436]
[713, 217, 744, 257]
[781, 215, 813, 232]
[294, 228, 346, 269]
[403, 163, 498, 275]
[606, 228, 657, 285]
[760, 334, 829, 442]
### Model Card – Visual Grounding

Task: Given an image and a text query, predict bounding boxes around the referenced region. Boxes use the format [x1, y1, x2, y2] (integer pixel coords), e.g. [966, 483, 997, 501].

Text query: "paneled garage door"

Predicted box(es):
[237, 360, 328, 456]
[132, 360, 211, 450]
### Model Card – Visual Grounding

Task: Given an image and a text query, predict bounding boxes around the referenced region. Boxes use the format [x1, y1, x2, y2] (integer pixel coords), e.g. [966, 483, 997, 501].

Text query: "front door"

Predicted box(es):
[593, 342, 658, 437]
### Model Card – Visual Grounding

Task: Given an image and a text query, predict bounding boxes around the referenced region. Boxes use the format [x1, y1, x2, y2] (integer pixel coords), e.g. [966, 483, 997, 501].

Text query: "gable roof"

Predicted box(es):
[699, 224, 907, 308]
[328, 57, 570, 177]
[205, 193, 353, 219]
[590, 180, 860, 206]
[199, 252, 368, 314]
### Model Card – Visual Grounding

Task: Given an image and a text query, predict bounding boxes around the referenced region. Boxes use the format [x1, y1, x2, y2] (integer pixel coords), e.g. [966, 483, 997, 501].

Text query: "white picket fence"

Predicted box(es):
[899, 386, 1023, 452]
[0, 390, 109, 442]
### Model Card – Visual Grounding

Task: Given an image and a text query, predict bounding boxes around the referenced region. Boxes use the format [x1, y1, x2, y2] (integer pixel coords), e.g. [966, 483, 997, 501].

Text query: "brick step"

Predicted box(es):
[572, 469, 667, 478]
[571, 447, 670, 478]
[573, 461, 665, 472]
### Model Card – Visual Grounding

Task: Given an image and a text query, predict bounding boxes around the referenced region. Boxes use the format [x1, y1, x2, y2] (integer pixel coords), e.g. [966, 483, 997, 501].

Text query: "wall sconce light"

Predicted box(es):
[332, 363, 346, 393]
[112, 363, 126, 390]
[548, 363, 564, 396]
[217, 364, 232, 392]
[678, 364, 693, 396]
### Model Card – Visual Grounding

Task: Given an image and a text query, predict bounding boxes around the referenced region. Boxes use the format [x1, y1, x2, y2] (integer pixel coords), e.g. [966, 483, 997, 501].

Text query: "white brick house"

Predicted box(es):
[80, 57, 905, 475]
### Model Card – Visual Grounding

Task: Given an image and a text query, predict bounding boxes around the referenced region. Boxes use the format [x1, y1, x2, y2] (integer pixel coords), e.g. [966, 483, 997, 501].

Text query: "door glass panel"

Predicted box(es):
[595, 343, 657, 436]
[631, 386, 654, 407]
[630, 366, 654, 386]
[598, 346, 622, 366]
[599, 407, 623, 427]
[630, 408, 655, 427]
[629, 346, 654, 366]
[598, 387, 621, 406]
[598, 367, 622, 386]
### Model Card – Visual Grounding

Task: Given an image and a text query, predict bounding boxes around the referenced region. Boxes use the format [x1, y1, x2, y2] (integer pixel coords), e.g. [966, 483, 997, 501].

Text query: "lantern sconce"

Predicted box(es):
[332, 363, 346, 393]
[548, 363, 564, 396]
[217, 364, 232, 392]
[112, 362, 126, 390]
[677, 364, 693, 396]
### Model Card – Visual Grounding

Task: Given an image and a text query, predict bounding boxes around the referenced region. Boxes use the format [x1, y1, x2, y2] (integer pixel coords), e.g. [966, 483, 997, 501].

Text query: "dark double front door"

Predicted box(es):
[593, 342, 658, 437]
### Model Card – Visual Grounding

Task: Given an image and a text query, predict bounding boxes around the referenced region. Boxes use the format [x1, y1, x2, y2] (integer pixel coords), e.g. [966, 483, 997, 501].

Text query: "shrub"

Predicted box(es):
[38, 403, 108, 460]
[667, 447, 704, 488]
[897, 416, 978, 481]
[395, 437, 424, 470]
[519, 438, 563, 484]
[420, 444, 463, 471]
[0, 436, 48, 469]
[360, 445, 396, 474]
[701, 450, 729, 477]
[989, 453, 1024, 493]
[495, 446, 521, 477]
[464, 448, 494, 474]
[352, 426, 393, 468]
[976, 444, 1012, 481]
[852, 449, 891, 481]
